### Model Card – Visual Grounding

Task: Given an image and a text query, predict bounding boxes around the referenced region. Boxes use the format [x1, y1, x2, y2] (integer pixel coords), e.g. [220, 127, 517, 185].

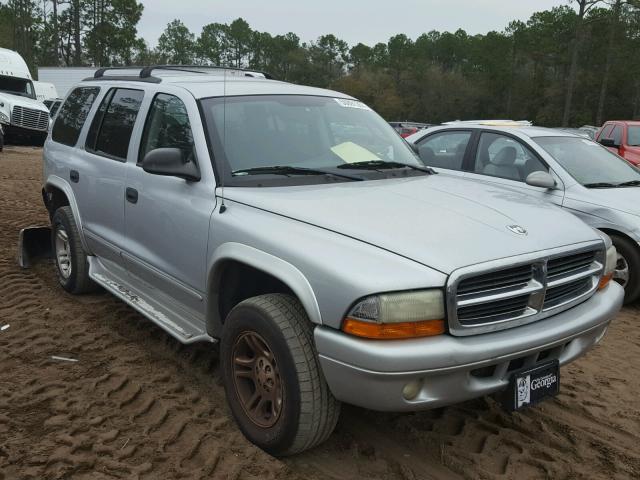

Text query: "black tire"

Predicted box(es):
[610, 234, 640, 304]
[0, 129, 4, 152]
[221, 293, 340, 456]
[51, 206, 96, 294]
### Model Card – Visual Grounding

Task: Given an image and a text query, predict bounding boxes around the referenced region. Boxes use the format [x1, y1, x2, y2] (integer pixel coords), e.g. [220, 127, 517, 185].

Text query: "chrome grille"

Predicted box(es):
[11, 105, 49, 131]
[447, 243, 604, 336]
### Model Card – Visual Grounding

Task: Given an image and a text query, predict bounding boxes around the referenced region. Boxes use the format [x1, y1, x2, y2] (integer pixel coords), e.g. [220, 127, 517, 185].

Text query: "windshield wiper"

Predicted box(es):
[617, 180, 640, 187]
[231, 165, 364, 181]
[336, 160, 436, 174]
[584, 180, 640, 188]
[583, 182, 620, 189]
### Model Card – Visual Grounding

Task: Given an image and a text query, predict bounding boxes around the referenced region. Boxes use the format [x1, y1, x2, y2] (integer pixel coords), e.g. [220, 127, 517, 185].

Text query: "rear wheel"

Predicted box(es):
[221, 293, 340, 456]
[52, 206, 96, 294]
[610, 234, 640, 304]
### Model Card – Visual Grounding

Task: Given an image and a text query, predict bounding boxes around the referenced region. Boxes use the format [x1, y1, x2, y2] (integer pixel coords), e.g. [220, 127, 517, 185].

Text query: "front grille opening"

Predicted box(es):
[537, 347, 554, 362]
[457, 264, 533, 296]
[507, 357, 525, 372]
[544, 278, 592, 309]
[547, 251, 596, 279]
[470, 365, 496, 378]
[458, 294, 530, 325]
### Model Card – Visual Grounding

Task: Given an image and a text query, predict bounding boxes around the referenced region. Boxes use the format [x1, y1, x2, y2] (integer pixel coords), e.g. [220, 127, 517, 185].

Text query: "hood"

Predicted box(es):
[0, 92, 48, 112]
[571, 185, 640, 218]
[225, 175, 601, 274]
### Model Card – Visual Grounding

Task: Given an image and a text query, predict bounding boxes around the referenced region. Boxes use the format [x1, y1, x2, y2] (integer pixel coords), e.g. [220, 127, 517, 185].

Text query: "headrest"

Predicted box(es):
[490, 146, 517, 166]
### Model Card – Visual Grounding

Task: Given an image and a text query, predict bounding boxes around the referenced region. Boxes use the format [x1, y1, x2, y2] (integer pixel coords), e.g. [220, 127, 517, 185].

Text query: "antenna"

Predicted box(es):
[219, 67, 227, 214]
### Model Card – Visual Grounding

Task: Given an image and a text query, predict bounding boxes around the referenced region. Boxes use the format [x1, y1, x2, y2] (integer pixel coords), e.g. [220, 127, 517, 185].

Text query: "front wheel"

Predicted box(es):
[610, 234, 640, 304]
[221, 294, 340, 456]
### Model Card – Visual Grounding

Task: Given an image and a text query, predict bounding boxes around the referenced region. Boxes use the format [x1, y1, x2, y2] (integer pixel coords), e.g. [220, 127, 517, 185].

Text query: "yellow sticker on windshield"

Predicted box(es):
[331, 142, 381, 163]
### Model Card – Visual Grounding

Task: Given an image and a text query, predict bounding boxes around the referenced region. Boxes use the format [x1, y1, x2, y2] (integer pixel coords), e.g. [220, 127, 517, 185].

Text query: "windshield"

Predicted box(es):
[533, 136, 640, 186]
[0, 75, 36, 99]
[200, 95, 423, 185]
[628, 126, 640, 147]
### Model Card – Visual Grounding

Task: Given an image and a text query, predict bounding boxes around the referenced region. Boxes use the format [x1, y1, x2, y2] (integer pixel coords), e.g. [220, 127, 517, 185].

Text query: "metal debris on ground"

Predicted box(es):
[0, 324, 9, 331]
[50, 355, 78, 362]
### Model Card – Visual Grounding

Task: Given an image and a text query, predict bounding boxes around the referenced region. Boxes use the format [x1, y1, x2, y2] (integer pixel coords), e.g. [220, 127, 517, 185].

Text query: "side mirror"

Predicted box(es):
[599, 138, 619, 148]
[525, 171, 556, 189]
[141, 148, 200, 181]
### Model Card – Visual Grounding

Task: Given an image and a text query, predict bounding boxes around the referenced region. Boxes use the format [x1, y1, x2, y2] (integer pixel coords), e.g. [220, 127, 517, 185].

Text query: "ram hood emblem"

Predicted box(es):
[507, 225, 528, 235]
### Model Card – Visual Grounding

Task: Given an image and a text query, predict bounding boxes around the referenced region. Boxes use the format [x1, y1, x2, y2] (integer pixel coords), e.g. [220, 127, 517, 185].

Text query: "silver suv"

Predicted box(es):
[41, 66, 623, 455]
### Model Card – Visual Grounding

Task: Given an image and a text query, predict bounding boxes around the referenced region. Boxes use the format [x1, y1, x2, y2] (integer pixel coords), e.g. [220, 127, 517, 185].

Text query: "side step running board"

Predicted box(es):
[89, 257, 216, 345]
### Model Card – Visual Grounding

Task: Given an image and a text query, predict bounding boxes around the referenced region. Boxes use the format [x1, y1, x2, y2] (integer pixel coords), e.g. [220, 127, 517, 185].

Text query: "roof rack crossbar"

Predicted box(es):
[91, 65, 276, 82]
[139, 65, 275, 80]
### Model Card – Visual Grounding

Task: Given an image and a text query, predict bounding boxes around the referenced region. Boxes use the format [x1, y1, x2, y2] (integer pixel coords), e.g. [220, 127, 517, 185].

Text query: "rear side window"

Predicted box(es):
[86, 88, 144, 160]
[51, 87, 100, 146]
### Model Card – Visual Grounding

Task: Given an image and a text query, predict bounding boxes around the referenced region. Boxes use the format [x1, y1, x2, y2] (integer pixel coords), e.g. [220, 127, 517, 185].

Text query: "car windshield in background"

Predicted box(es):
[534, 136, 640, 187]
[0, 75, 35, 99]
[200, 95, 423, 185]
[628, 126, 640, 147]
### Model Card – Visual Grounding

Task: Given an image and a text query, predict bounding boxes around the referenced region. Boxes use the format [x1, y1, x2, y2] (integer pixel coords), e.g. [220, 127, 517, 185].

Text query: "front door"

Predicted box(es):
[464, 131, 565, 206]
[123, 91, 216, 316]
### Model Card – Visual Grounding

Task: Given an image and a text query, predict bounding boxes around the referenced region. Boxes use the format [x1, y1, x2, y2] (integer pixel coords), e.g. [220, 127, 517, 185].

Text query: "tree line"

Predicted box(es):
[1, 0, 639, 126]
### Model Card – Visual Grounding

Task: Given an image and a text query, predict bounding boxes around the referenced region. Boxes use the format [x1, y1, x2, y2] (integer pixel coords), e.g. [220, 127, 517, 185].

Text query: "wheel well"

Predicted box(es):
[42, 186, 70, 219]
[209, 260, 294, 332]
[599, 228, 637, 247]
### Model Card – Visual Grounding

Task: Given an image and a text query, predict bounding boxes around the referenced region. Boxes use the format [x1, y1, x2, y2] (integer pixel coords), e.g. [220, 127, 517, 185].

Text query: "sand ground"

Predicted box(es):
[0, 146, 638, 479]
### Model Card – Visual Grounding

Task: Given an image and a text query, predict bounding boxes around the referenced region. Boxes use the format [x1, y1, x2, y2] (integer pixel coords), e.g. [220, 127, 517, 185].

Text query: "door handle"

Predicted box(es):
[70, 170, 79, 183]
[126, 187, 138, 204]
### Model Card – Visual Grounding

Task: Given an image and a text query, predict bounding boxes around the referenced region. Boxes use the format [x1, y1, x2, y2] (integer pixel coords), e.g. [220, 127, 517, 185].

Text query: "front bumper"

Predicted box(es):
[315, 282, 623, 411]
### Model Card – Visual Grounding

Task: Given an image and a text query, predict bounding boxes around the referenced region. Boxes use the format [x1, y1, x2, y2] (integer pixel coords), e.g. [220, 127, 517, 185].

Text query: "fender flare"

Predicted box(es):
[43, 175, 91, 253]
[207, 242, 323, 332]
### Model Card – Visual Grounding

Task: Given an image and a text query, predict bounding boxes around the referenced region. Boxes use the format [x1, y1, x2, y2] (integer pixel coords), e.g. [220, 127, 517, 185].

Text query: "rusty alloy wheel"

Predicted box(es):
[231, 331, 284, 428]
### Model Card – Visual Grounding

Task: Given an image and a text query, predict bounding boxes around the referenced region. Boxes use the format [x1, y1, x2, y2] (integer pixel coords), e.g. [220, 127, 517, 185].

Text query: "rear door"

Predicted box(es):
[79, 87, 145, 265]
[122, 90, 216, 315]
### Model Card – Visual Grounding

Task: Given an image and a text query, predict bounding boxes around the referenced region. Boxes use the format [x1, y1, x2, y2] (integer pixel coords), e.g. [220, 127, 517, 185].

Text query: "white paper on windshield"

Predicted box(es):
[331, 141, 381, 163]
[334, 98, 371, 110]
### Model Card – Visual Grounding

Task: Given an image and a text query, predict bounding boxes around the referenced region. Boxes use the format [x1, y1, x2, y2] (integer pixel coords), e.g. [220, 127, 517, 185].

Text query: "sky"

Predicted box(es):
[138, 0, 569, 47]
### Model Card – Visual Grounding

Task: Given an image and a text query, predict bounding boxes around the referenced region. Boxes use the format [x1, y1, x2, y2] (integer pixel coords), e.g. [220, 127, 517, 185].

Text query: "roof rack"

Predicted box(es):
[91, 65, 275, 82]
[442, 120, 533, 127]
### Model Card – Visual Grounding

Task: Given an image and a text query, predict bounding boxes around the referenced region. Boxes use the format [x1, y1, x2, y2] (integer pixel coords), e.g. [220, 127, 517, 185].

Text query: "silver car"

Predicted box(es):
[408, 124, 640, 304]
[40, 67, 622, 456]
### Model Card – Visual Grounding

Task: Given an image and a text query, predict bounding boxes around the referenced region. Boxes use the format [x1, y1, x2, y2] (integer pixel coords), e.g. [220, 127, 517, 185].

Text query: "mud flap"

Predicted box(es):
[18, 226, 52, 268]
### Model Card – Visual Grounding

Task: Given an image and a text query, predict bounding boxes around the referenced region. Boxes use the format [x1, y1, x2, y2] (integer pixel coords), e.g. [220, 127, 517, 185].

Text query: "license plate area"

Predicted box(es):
[502, 359, 560, 411]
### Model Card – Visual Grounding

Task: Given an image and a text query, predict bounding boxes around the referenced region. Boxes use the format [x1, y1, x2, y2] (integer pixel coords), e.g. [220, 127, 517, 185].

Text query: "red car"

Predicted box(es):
[596, 121, 640, 166]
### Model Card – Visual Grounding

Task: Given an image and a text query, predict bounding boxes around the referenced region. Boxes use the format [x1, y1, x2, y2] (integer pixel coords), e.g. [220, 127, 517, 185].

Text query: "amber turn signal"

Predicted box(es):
[342, 318, 445, 340]
[598, 272, 613, 290]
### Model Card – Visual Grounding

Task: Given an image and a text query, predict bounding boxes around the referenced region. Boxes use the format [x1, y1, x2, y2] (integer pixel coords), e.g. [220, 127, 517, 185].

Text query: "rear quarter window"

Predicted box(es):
[51, 87, 101, 147]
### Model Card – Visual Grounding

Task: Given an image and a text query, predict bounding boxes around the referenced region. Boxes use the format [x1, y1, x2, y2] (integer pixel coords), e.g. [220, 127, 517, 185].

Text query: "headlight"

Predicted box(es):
[0, 111, 8, 124]
[342, 290, 445, 339]
[599, 245, 617, 290]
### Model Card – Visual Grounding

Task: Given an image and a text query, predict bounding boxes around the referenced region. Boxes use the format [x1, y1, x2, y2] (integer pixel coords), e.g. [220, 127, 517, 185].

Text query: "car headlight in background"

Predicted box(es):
[342, 289, 445, 339]
[0, 110, 9, 124]
[599, 245, 617, 290]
